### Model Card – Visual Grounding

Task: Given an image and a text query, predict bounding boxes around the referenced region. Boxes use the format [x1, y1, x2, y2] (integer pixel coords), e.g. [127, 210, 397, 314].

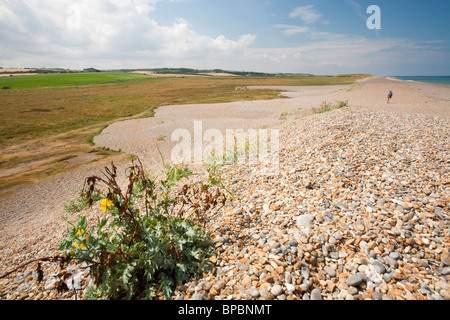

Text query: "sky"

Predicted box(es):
[0, 0, 449, 75]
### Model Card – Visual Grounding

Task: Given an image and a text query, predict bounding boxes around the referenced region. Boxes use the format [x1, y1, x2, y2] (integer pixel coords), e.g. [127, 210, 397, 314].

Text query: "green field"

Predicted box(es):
[0, 72, 147, 89]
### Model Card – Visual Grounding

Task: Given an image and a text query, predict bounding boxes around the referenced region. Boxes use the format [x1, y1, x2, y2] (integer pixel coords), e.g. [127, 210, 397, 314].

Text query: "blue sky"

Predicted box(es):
[0, 0, 449, 75]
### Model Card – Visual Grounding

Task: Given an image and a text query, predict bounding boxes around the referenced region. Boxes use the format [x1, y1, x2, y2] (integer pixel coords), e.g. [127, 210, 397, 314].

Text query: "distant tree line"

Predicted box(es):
[0, 68, 77, 74]
[0, 66, 315, 77]
[0, 67, 103, 74]
[117, 67, 288, 77]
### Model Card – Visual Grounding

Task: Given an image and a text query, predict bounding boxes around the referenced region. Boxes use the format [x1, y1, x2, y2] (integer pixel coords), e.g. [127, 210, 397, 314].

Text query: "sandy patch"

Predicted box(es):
[0, 68, 40, 77]
[130, 71, 208, 78]
[0, 73, 40, 78]
[130, 71, 239, 78]
[0, 68, 37, 72]
[94, 77, 450, 165]
[94, 83, 350, 163]
[198, 72, 239, 77]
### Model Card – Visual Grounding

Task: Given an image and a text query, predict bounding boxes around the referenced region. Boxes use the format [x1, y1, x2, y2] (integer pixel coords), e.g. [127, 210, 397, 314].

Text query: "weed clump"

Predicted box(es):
[2, 159, 227, 300]
[313, 100, 349, 114]
[58, 159, 226, 299]
[278, 112, 288, 120]
[63, 188, 102, 213]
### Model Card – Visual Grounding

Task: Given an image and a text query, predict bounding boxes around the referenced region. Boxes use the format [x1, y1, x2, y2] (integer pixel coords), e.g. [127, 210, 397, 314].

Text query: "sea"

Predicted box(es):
[392, 76, 450, 86]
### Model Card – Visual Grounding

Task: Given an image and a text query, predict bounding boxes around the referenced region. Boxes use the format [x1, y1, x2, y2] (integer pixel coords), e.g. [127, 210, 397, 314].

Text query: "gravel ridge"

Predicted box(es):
[1, 78, 449, 300]
[1, 106, 448, 300]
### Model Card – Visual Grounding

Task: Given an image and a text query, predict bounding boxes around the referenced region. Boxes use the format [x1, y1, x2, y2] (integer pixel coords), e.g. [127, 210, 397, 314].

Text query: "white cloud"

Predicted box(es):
[0, 1, 447, 75]
[274, 24, 310, 36]
[289, 5, 324, 24]
[346, 0, 367, 22]
[244, 33, 449, 75]
[0, 0, 255, 68]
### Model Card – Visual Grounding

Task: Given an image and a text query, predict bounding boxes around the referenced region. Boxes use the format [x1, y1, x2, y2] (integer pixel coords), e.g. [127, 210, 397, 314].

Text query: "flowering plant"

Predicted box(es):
[58, 159, 226, 299]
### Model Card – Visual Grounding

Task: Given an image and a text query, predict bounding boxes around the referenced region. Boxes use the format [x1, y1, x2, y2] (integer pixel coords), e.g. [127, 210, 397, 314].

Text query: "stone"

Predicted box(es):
[214, 280, 226, 291]
[259, 287, 270, 299]
[440, 290, 450, 300]
[372, 291, 382, 300]
[301, 267, 310, 280]
[384, 256, 398, 268]
[324, 266, 336, 277]
[209, 286, 219, 296]
[383, 273, 392, 283]
[346, 275, 365, 287]
[269, 241, 280, 250]
[310, 288, 322, 300]
[389, 251, 401, 260]
[441, 266, 450, 276]
[334, 232, 343, 241]
[250, 286, 260, 298]
[233, 208, 243, 215]
[413, 258, 430, 268]
[440, 251, 450, 266]
[285, 283, 296, 293]
[296, 214, 313, 229]
[241, 276, 252, 288]
[271, 285, 283, 296]
[358, 265, 368, 273]
[372, 261, 387, 274]
[44, 278, 58, 291]
[190, 293, 206, 300]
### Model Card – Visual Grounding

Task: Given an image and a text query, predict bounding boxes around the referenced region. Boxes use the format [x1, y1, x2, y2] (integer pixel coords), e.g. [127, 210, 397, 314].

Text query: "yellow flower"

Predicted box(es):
[74, 230, 88, 249]
[74, 242, 85, 249]
[101, 198, 113, 212]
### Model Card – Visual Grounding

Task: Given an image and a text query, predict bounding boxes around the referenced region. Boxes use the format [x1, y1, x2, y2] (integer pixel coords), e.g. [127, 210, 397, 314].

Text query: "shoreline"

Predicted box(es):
[388, 76, 450, 87]
[0, 76, 449, 300]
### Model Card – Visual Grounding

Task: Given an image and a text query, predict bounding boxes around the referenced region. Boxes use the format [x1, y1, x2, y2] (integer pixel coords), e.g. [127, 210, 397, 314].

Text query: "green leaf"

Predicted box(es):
[159, 274, 175, 298]
[185, 227, 196, 238]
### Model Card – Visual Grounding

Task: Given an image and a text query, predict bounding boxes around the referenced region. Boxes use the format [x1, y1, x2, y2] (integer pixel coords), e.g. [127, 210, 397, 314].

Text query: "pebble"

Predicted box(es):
[1, 107, 449, 301]
[347, 275, 365, 287]
[250, 286, 260, 298]
[442, 267, 450, 276]
[296, 214, 313, 230]
[372, 261, 387, 274]
[271, 285, 283, 297]
[310, 289, 323, 300]
[285, 283, 295, 293]
[372, 291, 382, 300]
[324, 266, 336, 277]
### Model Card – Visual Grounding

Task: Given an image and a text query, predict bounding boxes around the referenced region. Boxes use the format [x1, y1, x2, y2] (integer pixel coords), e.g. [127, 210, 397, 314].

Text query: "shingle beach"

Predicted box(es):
[1, 76, 449, 300]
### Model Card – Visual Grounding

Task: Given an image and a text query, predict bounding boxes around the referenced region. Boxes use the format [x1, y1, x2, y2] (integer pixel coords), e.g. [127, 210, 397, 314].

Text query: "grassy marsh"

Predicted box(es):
[0, 72, 369, 192]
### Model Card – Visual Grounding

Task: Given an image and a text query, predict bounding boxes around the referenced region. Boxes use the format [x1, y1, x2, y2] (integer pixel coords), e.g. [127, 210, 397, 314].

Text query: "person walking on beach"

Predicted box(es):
[387, 90, 393, 103]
